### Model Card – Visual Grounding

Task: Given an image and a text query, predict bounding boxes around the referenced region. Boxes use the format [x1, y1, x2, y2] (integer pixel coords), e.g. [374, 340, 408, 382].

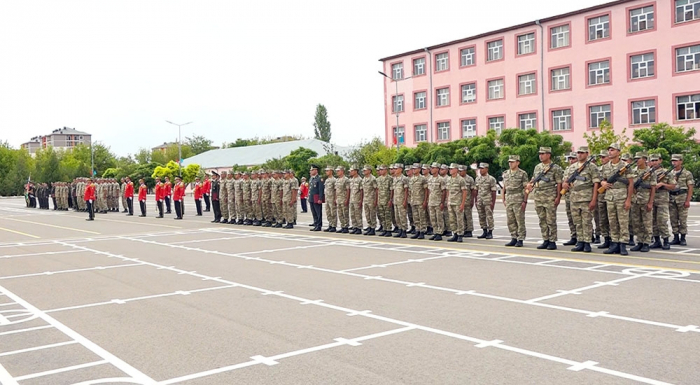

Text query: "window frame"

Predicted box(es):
[392, 126, 405, 146]
[672, 41, 700, 76]
[486, 77, 505, 101]
[628, 97, 658, 126]
[434, 51, 450, 73]
[436, 120, 451, 142]
[548, 22, 571, 51]
[673, 0, 700, 25]
[487, 115, 506, 134]
[435, 86, 451, 108]
[485, 37, 505, 63]
[627, 50, 657, 82]
[412, 56, 426, 77]
[673, 91, 700, 123]
[586, 12, 612, 43]
[413, 90, 427, 111]
[550, 107, 574, 132]
[517, 111, 539, 130]
[626, 2, 657, 35]
[516, 71, 538, 98]
[515, 30, 537, 57]
[414, 123, 428, 143]
[585, 57, 612, 88]
[460, 118, 478, 138]
[458, 45, 476, 68]
[459, 82, 477, 104]
[390, 61, 404, 80]
[548, 65, 572, 93]
[391, 94, 405, 113]
[586, 102, 613, 129]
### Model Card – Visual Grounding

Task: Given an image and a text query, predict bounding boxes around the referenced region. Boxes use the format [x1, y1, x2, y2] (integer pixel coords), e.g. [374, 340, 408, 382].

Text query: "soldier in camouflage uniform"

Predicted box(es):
[261, 170, 273, 227]
[391, 164, 409, 238]
[421, 165, 433, 233]
[348, 165, 364, 234]
[408, 163, 428, 239]
[225, 172, 236, 224]
[427, 162, 447, 241]
[502, 155, 529, 247]
[600, 143, 634, 255]
[649, 154, 675, 249]
[323, 166, 338, 232]
[458, 165, 476, 237]
[669, 154, 694, 246]
[362, 165, 378, 236]
[562, 146, 600, 252]
[475, 163, 497, 239]
[219, 171, 229, 223]
[527, 147, 563, 250]
[251, 171, 262, 225]
[629, 152, 657, 252]
[242, 172, 253, 225]
[282, 170, 298, 228]
[119, 178, 127, 212]
[335, 166, 350, 233]
[389, 165, 398, 232]
[405, 167, 416, 234]
[271, 171, 284, 227]
[562, 153, 578, 246]
[376, 165, 392, 236]
[439, 165, 451, 235]
[622, 153, 636, 246]
[596, 151, 612, 249]
[446, 164, 468, 243]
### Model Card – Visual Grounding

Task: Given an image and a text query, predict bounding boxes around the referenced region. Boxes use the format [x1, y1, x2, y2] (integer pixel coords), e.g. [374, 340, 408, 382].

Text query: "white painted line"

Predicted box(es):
[0, 340, 77, 357]
[677, 248, 697, 253]
[0, 263, 144, 280]
[586, 311, 609, 318]
[13, 360, 108, 381]
[0, 302, 16, 307]
[0, 325, 53, 336]
[474, 339, 503, 348]
[0, 313, 8, 325]
[249, 355, 278, 366]
[0, 250, 85, 259]
[675, 325, 699, 332]
[525, 273, 654, 303]
[0, 363, 19, 385]
[568, 360, 599, 371]
[334, 337, 362, 346]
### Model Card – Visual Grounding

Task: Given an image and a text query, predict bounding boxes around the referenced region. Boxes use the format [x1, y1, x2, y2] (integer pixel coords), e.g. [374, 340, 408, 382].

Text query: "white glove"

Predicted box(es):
[89, 200, 93, 204]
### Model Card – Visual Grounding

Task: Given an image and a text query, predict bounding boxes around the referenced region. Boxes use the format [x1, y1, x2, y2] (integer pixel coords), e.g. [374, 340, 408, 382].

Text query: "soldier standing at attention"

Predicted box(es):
[502, 155, 529, 247]
[194, 177, 203, 216]
[323, 166, 337, 232]
[669, 154, 694, 246]
[219, 171, 229, 223]
[563, 147, 599, 252]
[308, 165, 324, 231]
[458, 165, 476, 237]
[211, 172, 221, 223]
[475, 164, 497, 239]
[527, 147, 563, 250]
[438, 165, 451, 236]
[629, 152, 656, 252]
[272, 171, 284, 227]
[260, 170, 271, 226]
[362, 165, 378, 236]
[409, 163, 428, 239]
[596, 151, 612, 249]
[155, 177, 164, 218]
[282, 170, 298, 228]
[124, 177, 134, 216]
[446, 164, 467, 243]
[227, 172, 237, 224]
[252, 171, 263, 225]
[202, 174, 211, 212]
[164, 177, 173, 214]
[138, 178, 147, 217]
[405, 167, 414, 234]
[335, 166, 351, 233]
[422, 165, 433, 234]
[376, 165, 392, 235]
[649, 154, 675, 250]
[427, 163, 447, 241]
[242, 172, 253, 225]
[173, 177, 185, 220]
[391, 164, 409, 238]
[562, 153, 579, 246]
[348, 165, 364, 234]
[119, 178, 127, 212]
[622, 153, 636, 246]
[599, 143, 634, 255]
[84, 178, 96, 221]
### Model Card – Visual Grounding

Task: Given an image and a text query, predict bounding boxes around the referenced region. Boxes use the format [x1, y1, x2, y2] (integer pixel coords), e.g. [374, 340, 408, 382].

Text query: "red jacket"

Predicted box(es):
[164, 182, 172, 196]
[299, 182, 309, 199]
[194, 183, 202, 200]
[125, 182, 134, 198]
[84, 183, 96, 201]
[173, 182, 185, 201]
[155, 182, 163, 201]
[138, 184, 147, 201]
[202, 179, 211, 194]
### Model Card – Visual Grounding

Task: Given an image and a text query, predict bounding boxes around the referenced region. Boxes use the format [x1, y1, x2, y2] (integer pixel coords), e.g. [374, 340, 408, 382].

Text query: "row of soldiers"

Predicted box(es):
[33, 178, 124, 213]
[24, 182, 51, 209]
[209, 170, 300, 228]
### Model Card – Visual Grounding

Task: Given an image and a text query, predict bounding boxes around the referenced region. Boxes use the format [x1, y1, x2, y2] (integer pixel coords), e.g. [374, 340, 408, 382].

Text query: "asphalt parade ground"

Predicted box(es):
[1, 197, 699, 384]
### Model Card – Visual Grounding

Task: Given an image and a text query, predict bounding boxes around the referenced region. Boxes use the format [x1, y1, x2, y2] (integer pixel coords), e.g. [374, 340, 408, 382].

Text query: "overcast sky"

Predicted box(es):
[0, 0, 611, 157]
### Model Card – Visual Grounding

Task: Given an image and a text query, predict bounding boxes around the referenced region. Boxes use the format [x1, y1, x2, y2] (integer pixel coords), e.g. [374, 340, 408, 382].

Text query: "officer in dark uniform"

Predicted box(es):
[210, 172, 222, 223]
[308, 164, 324, 231]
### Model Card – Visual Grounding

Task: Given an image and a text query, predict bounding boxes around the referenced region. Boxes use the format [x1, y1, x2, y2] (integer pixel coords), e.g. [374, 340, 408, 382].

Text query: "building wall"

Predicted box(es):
[381, 0, 700, 149]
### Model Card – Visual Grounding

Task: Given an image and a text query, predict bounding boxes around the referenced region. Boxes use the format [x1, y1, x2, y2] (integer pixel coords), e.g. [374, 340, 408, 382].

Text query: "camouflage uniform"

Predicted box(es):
[251, 173, 262, 222]
[219, 172, 229, 221]
[502, 158, 529, 242]
[476, 169, 497, 231]
[335, 171, 350, 229]
[602, 157, 634, 245]
[283, 174, 298, 223]
[271, 173, 284, 224]
[531, 159, 563, 243]
[376, 167, 392, 230]
[446, 166, 467, 236]
[597, 153, 610, 240]
[409, 165, 428, 233]
[392, 167, 409, 231]
[427, 165, 447, 235]
[462, 170, 475, 233]
[670, 162, 694, 240]
[120, 181, 127, 212]
[226, 175, 236, 222]
[651, 161, 674, 241]
[362, 168, 378, 229]
[563, 154, 578, 242]
[234, 174, 244, 222]
[324, 170, 337, 229]
[630, 159, 657, 246]
[242, 175, 253, 221]
[564, 152, 600, 247]
[349, 171, 364, 230]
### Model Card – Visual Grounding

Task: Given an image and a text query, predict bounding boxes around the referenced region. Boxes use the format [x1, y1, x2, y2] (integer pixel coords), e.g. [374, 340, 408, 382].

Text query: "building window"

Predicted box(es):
[487, 40, 503, 61]
[588, 60, 610, 85]
[391, 63, 403, 80]
[488, 117, 505, 134]
[436, 53, 449, 71]
[676, 44, 700, 73]
[552, 109, 572, 131]
[551, 67, 570, 91]
[460, 47, 475, 66]
[519, 113, 537, 129]
[517, 33, 535, 55]
[630, 5, 654, 32]
[487, 79, 504, 100]
[413, 58, 425, 76]
[550, 25, 570, 48]
[589, 104, 611, 128]
[518, 73, 536, 95]
[461, 83, 476, 103]
[675, 0, 700, 23]
[394, 126, 405, 144]
[437, 122, 450, 141]
[436, 88, 449, 107]
[462, 119, 476, 138]
[632, 100, 656, 125]
[415, 125, 427, 142]
[631, 53, 655, 79]
[414, 92, 426, 110]
[677, 94, 700, 120]
[392, 95, 404, 112]
[588, 15, 610, 41]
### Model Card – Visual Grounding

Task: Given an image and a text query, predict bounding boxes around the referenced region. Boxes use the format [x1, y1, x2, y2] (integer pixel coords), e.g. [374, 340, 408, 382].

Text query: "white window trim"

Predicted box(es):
[631, 53, 655, 79]
[632, 100, 656, 125]
[414, 92, 426, 110]
[519, 113, 537, 129]
[461, 83, 476, 103]
[436, 53, 449, 71]
[436, 88, 449, 107]
[518, 74, 536, 95]
[588, 15, 610, 41]
[437, 122, 450, 141]
[552, 109, 572, 131]
[392, 95, 404, 113]
[551, 25, 570, 48]
[487, 40, 503, 61]
[460, 47, 475, 66]
[630, 5, 654, 32]
[677, 94, 700, 121]
[489, 117, 505, 134]
[517, 33, 535, 55]
[551, 68, 570, 91]
[488, 79, 504, 100]
[675, 0, 700, 23]
[588, 61, 610, 85]
[462, 119, 476, 138]
[415, 125, 427, 142]
[675, 45, 700, 73]
[589, 105, 611, 128]
[413, 58, 425, 76]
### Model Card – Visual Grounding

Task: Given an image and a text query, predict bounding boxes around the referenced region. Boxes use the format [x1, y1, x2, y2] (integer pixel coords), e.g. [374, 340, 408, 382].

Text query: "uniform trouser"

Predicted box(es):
[411, 203, 427, 232]
[391, 206, 397, 228]
[407, 204, 414, 227]
[301, 198, 307, 212]
[236, 196, 244, 220]
[448, 204, 465, 234]
[273, 202, 283, 223]
[429, 206, 445, 234]
[203, 194, 210, 211]
[262, 199, 272, 221]
[121, 196, 127, 211]
[253, 200, 262, 220]
[326, 202, 337, 227]
[652, 201, 671, 238]
[285, 201, 295, 223]
[52, 197, 57, 209]
[139, 200, 146, 216]
[565, 199, 576, 238]
[606, 199, 630, 243]
[463, 203, 474, 232]
[535, 201, 558, 242]
[86, 200, 94, 219]
[670, 194, 689, 235]
[350, 202, 362, 229]
[571, 201, 593, 243]
[174, 200, 182, 219]
[220, 194, 228, 219]
[442, 207, 450, 231]
[213, 200, 221, 220]
[245, 199, 253, 220]
[165, 196, 171, 213]
[157, 200, 164, 217]
[393, 202, 407, 230]
[293, 202, 297, 223]
[364, 202, 377, 227]
[338, 203, 350, 228]
[195, 199, 202, 215]
[476, 199, 494, 230]
[127, 197, 134, 215]
[377, 203, 390, 229]
[631, 202, 652, 244]
[593, 203, 601, 236]
[311, 201, 323, 228]
[505, 201, 526, 240]
[597, 199, 610, 237]
[228, 196, 236, 220]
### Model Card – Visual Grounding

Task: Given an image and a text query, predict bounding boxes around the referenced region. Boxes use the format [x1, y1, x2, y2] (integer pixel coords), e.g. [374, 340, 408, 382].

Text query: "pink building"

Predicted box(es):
[379, 0, 700, 148]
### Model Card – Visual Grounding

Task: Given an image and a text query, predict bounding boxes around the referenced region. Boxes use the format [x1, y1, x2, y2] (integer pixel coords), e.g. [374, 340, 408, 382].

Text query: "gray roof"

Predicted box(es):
[182, 139, 350, 169]
[50, 128, 91, 136]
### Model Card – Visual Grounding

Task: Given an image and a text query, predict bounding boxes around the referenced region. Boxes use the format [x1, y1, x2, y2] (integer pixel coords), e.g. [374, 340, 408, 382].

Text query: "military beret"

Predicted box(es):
[577, 146, 589, 153]
[539, 147, 552, 154]
[608, 143, 621, 151]
[634, 152, 648, 160]
[672, 154, 684, 161]
[508, 155, 520, 162]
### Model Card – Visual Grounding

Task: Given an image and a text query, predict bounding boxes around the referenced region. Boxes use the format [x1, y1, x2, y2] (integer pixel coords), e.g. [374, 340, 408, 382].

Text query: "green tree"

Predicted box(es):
[34, 147, 62, 182]
[131, 162, 161, 188]
[285, 147, 318, 180]
[0, 143, 20, 196]
[313, 104, 332, 142]
[307, 153, 349, 171]
[186, 135, 214, 155]
[5, 149, 34, 195]
[102, 168, 119, 178]
[182, 164, 201, 184]
[347, 138, 387, 167]
[583, 120, 631, 156]
[134, 148, 152, 164]
[496, 129, 572, 177]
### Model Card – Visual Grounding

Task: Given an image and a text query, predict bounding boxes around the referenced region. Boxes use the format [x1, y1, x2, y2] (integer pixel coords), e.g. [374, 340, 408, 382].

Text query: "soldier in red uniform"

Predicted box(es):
[124, 177, 135, 216]
[164, 177, 173, 214]
[194, 177, 203, 216]
[84, 178, 96, 221]
[154, 177, 164, 218]
[173, 177, 185, 220]
[202, 174, 211, 212]
[138, 179, 147, 217]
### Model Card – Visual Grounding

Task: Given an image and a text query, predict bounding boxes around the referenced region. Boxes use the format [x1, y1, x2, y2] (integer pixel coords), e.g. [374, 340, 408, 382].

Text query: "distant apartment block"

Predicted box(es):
[379, 0, 700, 148]
[21, 127, 92, 155]
[152, 142, 178, 152]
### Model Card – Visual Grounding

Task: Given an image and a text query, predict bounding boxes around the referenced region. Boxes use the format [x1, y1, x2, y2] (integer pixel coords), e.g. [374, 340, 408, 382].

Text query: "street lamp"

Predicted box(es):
[379, 71, 412, 149]
[165, 120, 192, 176]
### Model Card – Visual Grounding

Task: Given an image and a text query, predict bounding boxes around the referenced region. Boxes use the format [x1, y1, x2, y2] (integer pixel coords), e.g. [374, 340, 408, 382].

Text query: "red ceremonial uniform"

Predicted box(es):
[125, 182, 134, 198]
[300, 183, 309, 199]
[173, 182, 184, 202]
[138, 184, 147, 201]
[155, 182, 163, 201]
[84, 183, 96, 201]
[164, 182, 172, 197]
[194, 183, 202, 200]
[202, 179, 211, 194]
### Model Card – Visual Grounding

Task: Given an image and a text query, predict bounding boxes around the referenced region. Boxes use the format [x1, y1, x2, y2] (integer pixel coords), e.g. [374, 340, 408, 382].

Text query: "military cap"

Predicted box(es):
[377, 165, 387, 170]
[649, 154, 660, 161]
[362, 164, 373, 171]
[389, 164, 396, 169]
[234, 170, 241, 175]
[430, 162, 440, 168]
[671, 154, 684, 161]
[478, 163, 489, 169]
[621, 153, 632, 161]
[325, 165, 334, 171]
[539, 147, 552, 154]
[565, 152, 576, 159]
[448, 163, 459, 169]
[576, 146, 589, 153]
[422, 164, 430, 169]
[411, 163, 420, 169]
[599, 150, 609, 158]
[395, 163, 404, 169]
[335, 165, 345, 171]
[634, 152, 648, 160]
[309, 164, 319, 170]
[440, 164, 448, 170]
[349, 165, 358, 171]
[211, 171, 219, 176]
[259, 168, 267, 173]
[508, 155, 520, 162]
[608, 143, 621, 151]
[457, 165, 466, 171]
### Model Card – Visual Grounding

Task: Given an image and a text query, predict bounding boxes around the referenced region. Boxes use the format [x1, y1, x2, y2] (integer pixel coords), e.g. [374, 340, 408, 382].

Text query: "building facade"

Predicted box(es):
[379, 0, 700, 148]
[21, 127, 92, 155]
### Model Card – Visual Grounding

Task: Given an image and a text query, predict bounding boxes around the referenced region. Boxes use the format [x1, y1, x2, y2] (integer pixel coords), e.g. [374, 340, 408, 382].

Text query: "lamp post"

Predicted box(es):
[165, 120, 192, 177]
[379, 71, 412, 149]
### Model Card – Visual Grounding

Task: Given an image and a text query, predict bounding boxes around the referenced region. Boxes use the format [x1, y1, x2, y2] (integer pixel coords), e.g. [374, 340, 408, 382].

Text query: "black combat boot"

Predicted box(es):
[283, 223, 293, 229]
[365, 228, 376, 236]
[670, 234, 680, 245]
[603, 242, 620, 254]
[377, 225, 383, 232]
[505, 238, 517, 247]
[410, 231, 421, 239]
[416, 232, 425, 240]
[399, 230, 407, 238]
[447, 233, 459, 242]
[485, 230, 493, 239]
[384, 230, 393, 237]
[597, 236, 611, 249]
[426, 227, 433, 235]
[477, 229, 488, 239]
[464, 231, 472, 238]
[456, 235, 463, 243]
[594, 235, 601, 244]
[680, 234, 687, 246]
[433, 234, 443, 241]
[220, 219, 228, 224]
[407, 226, 416, 235]
[640, 243, 650, 252]
[630, 242, 643, 251]
[340, 227, 349, 234]
[547, 242, 557, 250]
[583, 243, 592, 252]
[649, 236, 662, 249]
[571, 242, 585, 252]
[515, 240, 523, 247]
[619, 243, 628, 255]
[329, 227, 336, 233]
[628, 236, 635, 246]
[393, 229, 403, 238]
[537, 240, 550, 249]
[563, 237, 577, 246]
[662, 237, 671, 250]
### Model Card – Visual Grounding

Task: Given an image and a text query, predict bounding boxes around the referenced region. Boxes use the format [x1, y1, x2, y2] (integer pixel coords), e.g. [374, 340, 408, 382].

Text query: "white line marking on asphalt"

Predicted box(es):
[474, 339, 503, 348]
[0, 325, 53, 336]
[0, 263, 144, 280]
[249, 355, 279, 366]
[0, 313, 8, 325]
[0, 363, 18, 385]
[0, 340, 77, 357]
[677, 248, 697, 253]
[525, 273, 655, 303]
[567, 360, 599, 372]
[13, 360, 108, 381]
[334, 337, 362, 346]
[0, 250, 85, 259]
[675, 325, 699, 332]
